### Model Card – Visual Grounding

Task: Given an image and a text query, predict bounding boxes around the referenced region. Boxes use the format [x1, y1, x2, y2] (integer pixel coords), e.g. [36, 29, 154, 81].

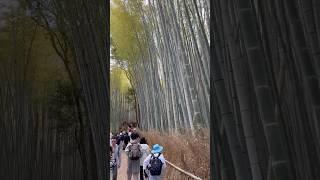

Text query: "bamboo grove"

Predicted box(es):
[110, 0, 210, 134]
[211, 0, 320, 179]
[0, 0, 109, 180]
[2, 0, 320, 179]
[110, 67, 136, 131]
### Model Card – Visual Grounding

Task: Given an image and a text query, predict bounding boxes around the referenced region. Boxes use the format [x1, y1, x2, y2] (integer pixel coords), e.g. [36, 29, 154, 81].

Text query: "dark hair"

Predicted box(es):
[130, 132, 139, 140]
[140, 137, 147, 144]
[111, 135, 117, 140]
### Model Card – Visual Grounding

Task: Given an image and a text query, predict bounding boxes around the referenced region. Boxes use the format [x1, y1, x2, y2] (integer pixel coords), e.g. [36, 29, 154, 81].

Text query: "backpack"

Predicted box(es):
[128, 143, 142, 160]
[148, 153, 163, 176]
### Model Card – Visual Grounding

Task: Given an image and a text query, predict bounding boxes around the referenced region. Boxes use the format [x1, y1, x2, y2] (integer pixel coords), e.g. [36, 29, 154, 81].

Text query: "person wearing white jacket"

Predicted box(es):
[143, 144, 166, 180]
[139, 137, 151, 180]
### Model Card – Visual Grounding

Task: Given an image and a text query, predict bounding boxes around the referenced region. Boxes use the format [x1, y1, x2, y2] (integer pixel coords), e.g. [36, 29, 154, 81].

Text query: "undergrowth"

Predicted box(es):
[140, 129, 209, 179]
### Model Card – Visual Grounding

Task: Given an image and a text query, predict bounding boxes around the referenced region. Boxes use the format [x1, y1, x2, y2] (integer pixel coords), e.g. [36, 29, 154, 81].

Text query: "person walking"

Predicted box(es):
[123, 132, 130, 150]
[143, 144, 166, 180]
[139, 137, 151, 180]
[125, 132, 142, 180]
[117, 132, 124, 149]
[111, 136, 121, 180]
[110, 146, 114, 180]
[110, 132, 113, 146]
[128, 129, 132, 137]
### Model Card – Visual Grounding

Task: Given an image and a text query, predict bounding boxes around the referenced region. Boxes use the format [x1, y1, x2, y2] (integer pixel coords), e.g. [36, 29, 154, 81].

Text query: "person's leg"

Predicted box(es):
[140, 166, 143, 180]
[127, 169, 132, 180]
[112, 167, 117, 180]
[132, 173, 140, 180]
[110, 169, 113, 180]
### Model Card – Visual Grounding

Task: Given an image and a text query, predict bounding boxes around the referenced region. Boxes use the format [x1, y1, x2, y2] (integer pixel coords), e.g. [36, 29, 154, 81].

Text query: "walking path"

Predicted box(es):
[117, 151, 128, 179]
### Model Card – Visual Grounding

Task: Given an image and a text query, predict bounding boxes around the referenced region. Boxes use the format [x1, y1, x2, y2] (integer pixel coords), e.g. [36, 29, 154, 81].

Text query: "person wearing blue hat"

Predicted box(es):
[143, 144, 167, 180]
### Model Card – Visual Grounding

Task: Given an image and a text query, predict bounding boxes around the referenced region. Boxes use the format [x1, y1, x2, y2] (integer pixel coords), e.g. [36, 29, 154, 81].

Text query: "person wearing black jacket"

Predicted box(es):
[123, 132, 130, 150]
[116, 133, 121, 145]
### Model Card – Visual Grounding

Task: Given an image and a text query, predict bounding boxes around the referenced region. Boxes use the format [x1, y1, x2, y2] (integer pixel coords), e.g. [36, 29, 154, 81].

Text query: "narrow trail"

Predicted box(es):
[117, 151, 128, 180]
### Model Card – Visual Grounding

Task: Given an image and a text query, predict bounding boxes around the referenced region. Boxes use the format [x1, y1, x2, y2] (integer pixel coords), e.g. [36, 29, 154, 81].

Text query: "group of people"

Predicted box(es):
[110, 127, 166, 180]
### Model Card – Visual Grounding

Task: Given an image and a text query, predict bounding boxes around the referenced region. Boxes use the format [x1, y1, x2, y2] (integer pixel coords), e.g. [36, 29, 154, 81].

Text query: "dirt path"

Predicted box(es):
[117, 151, 128, 180]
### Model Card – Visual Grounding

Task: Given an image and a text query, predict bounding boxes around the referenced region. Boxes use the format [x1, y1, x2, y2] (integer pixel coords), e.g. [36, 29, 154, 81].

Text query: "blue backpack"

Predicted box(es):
[148, 153, 163, 176]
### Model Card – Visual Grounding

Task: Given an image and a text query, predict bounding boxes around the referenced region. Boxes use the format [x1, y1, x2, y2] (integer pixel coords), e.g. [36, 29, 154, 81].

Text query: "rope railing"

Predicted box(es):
[165, 160, 202, 180]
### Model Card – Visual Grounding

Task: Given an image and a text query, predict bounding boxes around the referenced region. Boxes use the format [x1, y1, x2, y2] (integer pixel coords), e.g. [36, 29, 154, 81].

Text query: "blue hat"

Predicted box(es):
[151, 144, 163, 154]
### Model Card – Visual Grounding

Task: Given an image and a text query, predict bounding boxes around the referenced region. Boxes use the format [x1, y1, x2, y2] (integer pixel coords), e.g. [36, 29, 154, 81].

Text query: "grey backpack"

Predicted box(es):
[128, 143, 142, 160]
